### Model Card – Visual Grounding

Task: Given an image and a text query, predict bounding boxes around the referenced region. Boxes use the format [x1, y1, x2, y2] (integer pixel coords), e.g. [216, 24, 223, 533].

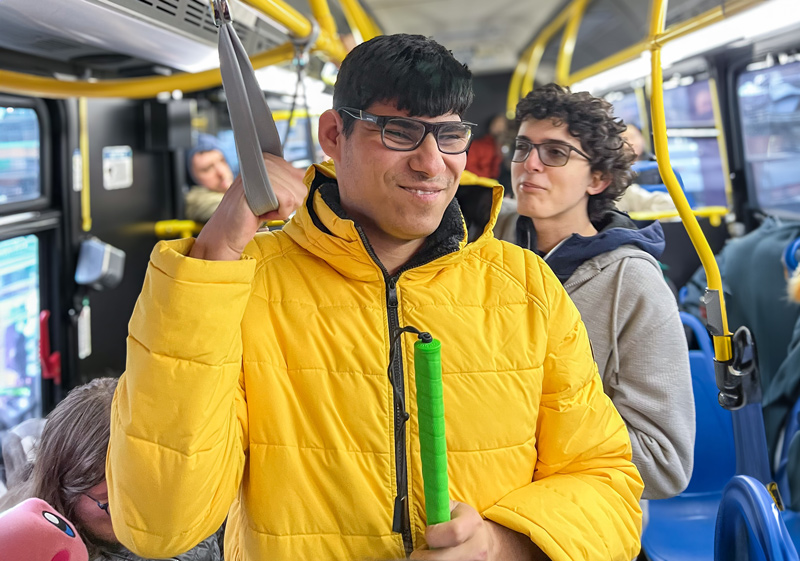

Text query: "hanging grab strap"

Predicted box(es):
[212, 0, 281, 215]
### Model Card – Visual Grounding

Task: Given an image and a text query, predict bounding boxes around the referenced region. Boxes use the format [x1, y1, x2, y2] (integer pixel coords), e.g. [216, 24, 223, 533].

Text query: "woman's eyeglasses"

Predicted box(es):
[84, 493, 110, 516]
[511, 138, 591, 167]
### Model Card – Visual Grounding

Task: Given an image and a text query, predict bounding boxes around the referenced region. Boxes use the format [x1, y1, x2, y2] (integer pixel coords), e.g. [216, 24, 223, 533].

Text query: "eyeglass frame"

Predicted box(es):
[511, 137, 592, 167]
[337, 107, 477, 154]
[84, 493, 110, 516]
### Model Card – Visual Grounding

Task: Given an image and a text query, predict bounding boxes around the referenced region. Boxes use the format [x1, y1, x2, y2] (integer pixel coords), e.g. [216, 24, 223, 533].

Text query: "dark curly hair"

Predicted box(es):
[515, 83, 635, 222]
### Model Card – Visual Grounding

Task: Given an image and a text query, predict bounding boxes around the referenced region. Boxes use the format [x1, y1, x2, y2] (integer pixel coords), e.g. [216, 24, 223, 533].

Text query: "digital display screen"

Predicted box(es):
[0, 107, 41, 206]
[0, 234, 41, 431]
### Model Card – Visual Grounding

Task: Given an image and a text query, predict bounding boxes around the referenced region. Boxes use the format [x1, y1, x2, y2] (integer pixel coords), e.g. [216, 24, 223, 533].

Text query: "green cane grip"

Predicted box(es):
[414, 336, 451, 525]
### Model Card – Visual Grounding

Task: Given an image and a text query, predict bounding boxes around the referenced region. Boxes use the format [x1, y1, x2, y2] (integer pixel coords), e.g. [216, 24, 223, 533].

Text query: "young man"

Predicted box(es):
[184, 134, 236, 222]
[497, 84, 695, 502]
[107, 36, 643, 561]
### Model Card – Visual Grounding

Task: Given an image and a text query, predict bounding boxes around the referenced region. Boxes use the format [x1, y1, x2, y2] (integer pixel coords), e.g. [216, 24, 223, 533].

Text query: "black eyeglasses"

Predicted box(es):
[84, 493, 110, 516]
[512, 138, 591, 167]
[337, 107, 476, 155]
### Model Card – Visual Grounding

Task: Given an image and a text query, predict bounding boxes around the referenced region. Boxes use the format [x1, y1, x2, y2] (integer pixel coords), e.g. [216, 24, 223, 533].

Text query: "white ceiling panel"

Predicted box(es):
[362, 0, 566, 74]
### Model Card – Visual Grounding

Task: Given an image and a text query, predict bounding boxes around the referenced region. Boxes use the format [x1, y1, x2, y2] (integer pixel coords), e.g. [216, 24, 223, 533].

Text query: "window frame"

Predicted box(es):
[0, 95, 52, 216]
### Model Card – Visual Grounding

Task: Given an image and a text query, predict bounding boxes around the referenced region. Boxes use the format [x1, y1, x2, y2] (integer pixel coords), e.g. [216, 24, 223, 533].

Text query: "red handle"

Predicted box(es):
[39, 310, 61, 386]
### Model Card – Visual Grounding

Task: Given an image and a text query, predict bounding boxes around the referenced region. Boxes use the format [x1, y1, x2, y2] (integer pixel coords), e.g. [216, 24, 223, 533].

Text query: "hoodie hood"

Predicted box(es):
[516, 209, 666, 282]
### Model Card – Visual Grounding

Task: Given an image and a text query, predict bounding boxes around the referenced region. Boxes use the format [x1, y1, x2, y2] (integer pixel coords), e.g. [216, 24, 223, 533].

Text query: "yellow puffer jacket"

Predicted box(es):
[108, 162, 643, 561]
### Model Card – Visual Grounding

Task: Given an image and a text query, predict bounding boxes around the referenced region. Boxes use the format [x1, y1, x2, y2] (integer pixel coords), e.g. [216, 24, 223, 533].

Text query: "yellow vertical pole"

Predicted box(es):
[634, 85, 652, 153]
[708, 76, 734, 207]
[78, 98, 92, 233]
[309, 0, 337, 37]
[649, 0, 731, 359]
[555, 0, 590, 85]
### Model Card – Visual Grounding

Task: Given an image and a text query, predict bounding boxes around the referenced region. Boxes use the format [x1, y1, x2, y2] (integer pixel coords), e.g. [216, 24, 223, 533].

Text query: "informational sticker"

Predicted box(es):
[78, 298, 92, 359]
[72, 149, 82, 192]
[102, 145, 133, 190]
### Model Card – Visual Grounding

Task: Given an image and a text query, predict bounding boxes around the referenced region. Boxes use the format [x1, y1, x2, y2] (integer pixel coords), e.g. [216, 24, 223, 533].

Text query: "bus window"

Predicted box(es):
[605, 90, 642, 129]
[663, 79, 716, 128]
[0, 107, 40, 206]
[667, 136, 727, 207]
[737, 58, 800, 218]
[666, 0, 725, 28]
[0, 234, 41, 432]
[664, 77, 728, 206]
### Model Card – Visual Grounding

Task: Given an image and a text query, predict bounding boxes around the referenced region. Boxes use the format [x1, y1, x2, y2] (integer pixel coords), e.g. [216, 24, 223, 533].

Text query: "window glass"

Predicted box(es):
[664, 79, 716, 128]
[606, 90, 642, 129]
[571, 0, 648, 75]
[667, 136, 728, 207]
[0, 107, 41, 206]
[278, 115, 324, 168]
[737, 59, 800, 216]
[0, 234, 41, 431]
[666, 0, 725, 28]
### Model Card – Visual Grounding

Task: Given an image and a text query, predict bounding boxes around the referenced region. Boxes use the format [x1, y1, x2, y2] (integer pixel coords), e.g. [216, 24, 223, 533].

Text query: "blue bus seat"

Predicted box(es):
[632, 160, 697, 208]
[776, 396, 800, 509]
[642, 313, 736, 560]
[715, 475, 799, 560]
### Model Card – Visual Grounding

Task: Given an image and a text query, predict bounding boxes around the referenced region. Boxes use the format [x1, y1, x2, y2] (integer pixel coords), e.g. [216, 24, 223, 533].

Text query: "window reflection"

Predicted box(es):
[606, 90, 642, 129]
[664, 80, 716, 128]
[737, 59, 800, 217]
[0, 107, 41, 206]
[667, 136, 727, 207]
[0, 234, 41, 431]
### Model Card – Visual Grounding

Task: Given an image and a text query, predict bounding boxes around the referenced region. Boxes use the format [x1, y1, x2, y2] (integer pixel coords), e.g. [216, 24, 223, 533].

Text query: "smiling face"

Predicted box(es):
[512, 118, 609, 228]
[320, 100, 467, 250]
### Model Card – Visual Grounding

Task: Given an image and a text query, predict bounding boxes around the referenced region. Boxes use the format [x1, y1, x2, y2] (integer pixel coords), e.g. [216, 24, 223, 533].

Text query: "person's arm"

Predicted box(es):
[107, 153, 307, 557]
[482, 259, 644, 561]
[611, 258, 695, 499]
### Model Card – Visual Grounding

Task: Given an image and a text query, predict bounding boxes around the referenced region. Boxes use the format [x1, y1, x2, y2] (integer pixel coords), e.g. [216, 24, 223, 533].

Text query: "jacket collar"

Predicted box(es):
[516, 209, 666, 283]
[282, 163, 505, 282]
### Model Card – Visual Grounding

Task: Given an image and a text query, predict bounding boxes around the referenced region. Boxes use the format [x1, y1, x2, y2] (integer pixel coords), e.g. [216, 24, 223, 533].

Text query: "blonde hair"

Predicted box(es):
[789, 268, 800, 303]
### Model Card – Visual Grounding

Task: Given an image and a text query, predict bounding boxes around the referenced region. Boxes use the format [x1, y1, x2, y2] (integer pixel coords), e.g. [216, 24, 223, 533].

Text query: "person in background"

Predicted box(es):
[616, 124, 676, 213]
[0, 378, 222, 561]
[496, 84, 695, 507]
[185, 133, 235, 222]
[108, 34, 643, 561]
[465, 112, 508, 180]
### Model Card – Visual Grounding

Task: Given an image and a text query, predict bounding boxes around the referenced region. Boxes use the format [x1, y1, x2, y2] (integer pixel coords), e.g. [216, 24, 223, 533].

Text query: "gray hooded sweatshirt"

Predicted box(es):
[497, 200, 695, 500]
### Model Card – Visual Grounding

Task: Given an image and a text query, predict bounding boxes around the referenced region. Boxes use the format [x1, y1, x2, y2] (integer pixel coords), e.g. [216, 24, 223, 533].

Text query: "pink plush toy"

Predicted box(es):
[0, 497, 88, 561]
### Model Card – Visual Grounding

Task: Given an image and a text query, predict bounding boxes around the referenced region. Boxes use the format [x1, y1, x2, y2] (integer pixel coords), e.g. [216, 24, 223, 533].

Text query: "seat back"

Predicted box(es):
[632, 160, 697, 207]
[682, 312, 737, 494]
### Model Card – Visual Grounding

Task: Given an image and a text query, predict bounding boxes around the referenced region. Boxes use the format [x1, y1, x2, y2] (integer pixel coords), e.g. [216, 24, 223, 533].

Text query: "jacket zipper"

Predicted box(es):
[346, 216, 459, 557]
[386, 275, 414, 556]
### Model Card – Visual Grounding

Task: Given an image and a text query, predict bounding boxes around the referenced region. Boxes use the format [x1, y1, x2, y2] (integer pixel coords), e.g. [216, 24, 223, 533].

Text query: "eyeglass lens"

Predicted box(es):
[512, 141, 573, 167]
[383, 118, 472, 154]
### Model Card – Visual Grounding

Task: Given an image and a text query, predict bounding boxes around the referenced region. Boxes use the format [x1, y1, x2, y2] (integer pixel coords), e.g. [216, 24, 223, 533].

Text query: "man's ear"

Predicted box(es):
[318, 109, 344, 160]
[588, 171, 612, 195]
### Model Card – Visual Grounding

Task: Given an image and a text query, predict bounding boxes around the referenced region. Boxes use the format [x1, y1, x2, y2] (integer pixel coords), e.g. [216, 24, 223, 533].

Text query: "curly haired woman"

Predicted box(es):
[494, 83, 696, 507]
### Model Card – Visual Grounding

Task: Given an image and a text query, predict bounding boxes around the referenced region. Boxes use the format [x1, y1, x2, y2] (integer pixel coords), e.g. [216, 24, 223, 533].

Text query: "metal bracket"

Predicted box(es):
[209, 0, 233, 27]
[292, 19, 321, 61]
[702, 288, 725, 336]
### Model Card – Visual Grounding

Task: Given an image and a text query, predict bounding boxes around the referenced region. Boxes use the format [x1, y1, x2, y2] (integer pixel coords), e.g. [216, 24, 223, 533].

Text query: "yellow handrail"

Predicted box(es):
[555, 0, 590, 85]
[519, 6, 572, 100]
[243, 0, 312, 37]
[507, 43, 535, 118]
[79, 98, 92, 232]
[339, 0, 381, 42]
[309, 0, 338, 38]
[0, 43, 294, 99]
[649, 0, 732, 360]
[0, 0, 353, 99]
[628, 206, 728, 227]
[563, 0, 765, 86]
